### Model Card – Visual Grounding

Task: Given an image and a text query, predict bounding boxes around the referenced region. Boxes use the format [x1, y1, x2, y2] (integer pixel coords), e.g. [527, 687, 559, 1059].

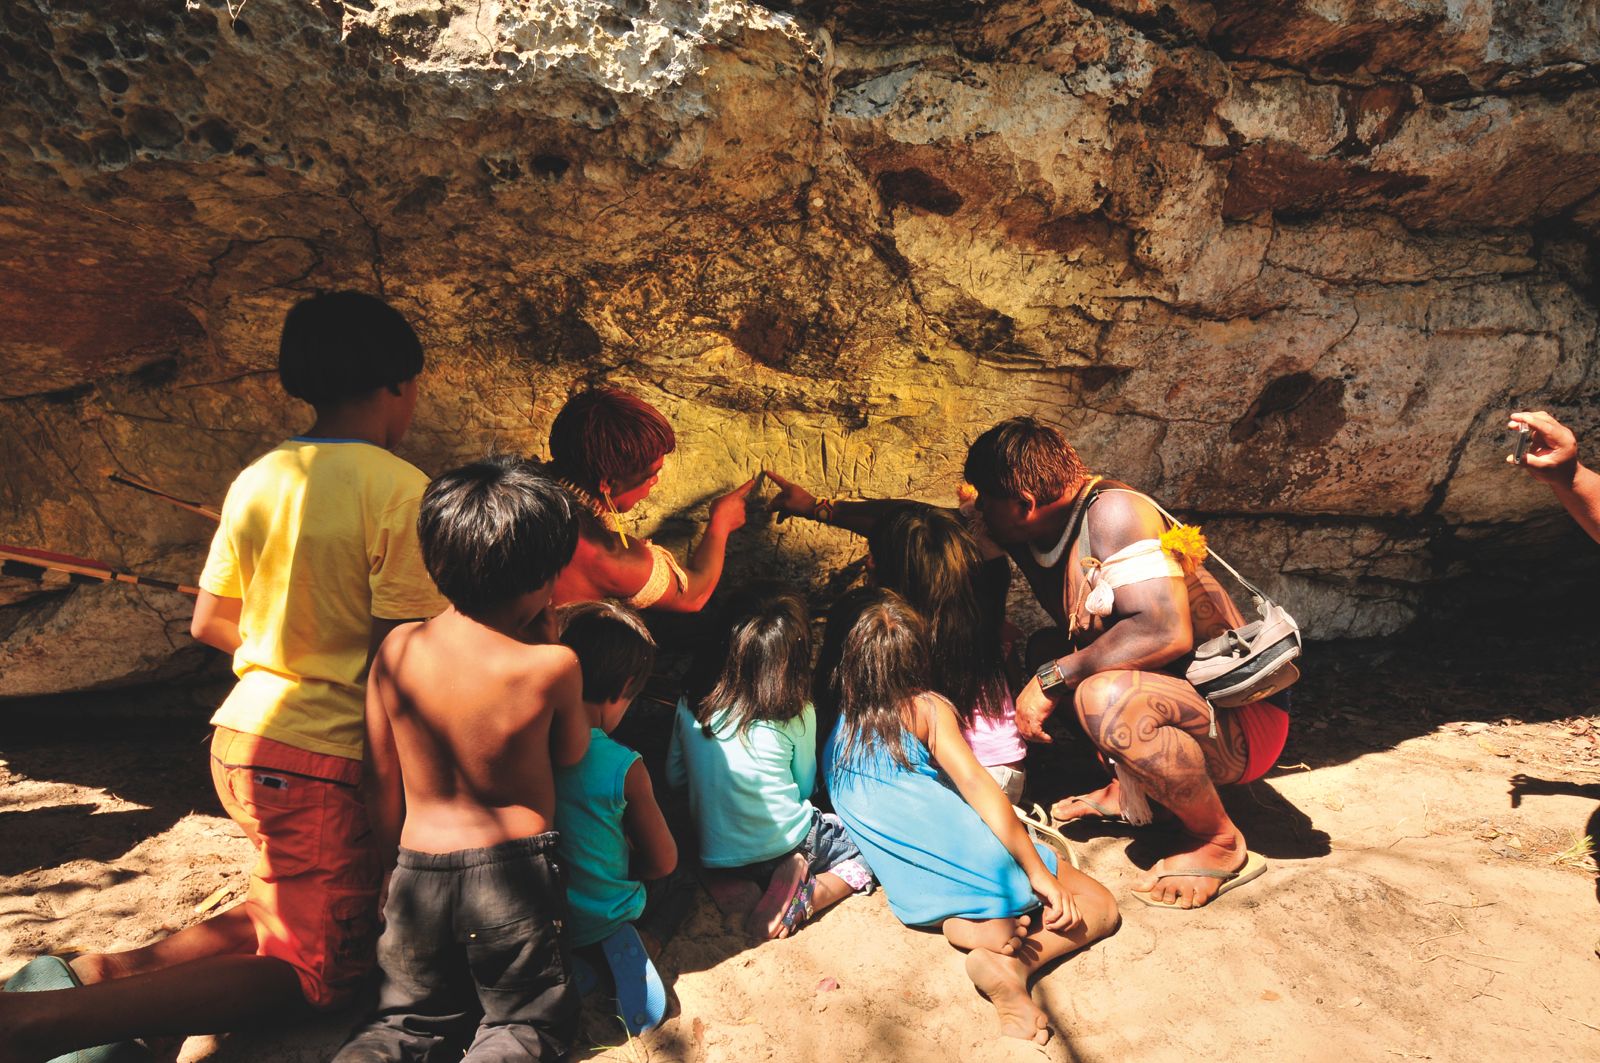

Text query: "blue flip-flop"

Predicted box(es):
[4, 954, 80, 992]
[597, 924, 667, 1035]
[2, 956, 151, 1062]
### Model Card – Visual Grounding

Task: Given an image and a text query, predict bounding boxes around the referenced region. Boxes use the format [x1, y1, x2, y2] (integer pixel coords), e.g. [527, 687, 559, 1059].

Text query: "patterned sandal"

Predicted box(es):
[778, 876, 816, 935]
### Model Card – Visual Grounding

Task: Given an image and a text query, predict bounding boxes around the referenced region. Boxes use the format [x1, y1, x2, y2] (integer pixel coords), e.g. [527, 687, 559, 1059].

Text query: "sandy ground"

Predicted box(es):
[3, 638, 1598, 1063]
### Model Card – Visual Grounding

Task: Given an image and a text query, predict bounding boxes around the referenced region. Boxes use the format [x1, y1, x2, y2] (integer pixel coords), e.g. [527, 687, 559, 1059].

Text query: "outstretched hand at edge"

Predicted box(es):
[1508, 410, 1579, 487]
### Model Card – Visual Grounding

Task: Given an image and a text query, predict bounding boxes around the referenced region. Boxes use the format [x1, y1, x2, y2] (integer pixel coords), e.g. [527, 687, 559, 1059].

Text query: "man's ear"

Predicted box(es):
[1018, 490, 1037, 517]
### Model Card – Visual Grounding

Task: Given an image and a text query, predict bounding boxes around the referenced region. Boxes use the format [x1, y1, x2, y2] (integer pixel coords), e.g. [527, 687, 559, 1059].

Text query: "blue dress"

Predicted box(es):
[823, 720, 1056, 927]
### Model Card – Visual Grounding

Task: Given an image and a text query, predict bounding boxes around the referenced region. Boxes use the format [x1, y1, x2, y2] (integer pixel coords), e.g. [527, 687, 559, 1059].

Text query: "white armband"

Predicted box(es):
[1083, 539, 1184, 616]
[625, 541, 689, 609]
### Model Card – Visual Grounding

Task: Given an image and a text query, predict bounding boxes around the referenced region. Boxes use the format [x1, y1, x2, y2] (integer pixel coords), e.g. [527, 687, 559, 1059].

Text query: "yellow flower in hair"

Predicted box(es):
[1160, 523, 1208, 571]
[957, 482, 979, 506]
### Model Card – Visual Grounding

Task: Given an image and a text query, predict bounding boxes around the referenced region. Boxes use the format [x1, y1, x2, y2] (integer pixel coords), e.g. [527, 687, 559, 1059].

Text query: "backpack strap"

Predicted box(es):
[1091, 489, 1269, 610]
[1057, 476, 1103, 637]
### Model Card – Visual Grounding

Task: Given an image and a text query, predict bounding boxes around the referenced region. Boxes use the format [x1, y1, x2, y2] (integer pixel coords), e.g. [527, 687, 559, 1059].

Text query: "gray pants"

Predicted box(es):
[333, 834, 577, 1063]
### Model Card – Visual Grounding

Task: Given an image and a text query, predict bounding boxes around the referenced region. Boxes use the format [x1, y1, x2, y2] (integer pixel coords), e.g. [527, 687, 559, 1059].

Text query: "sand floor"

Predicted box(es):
[2, 638, 1597, 1063]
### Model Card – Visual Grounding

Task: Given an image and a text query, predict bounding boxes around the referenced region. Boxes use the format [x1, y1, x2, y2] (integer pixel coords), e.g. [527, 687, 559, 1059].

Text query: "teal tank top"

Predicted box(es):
[554, 729, 646, 947]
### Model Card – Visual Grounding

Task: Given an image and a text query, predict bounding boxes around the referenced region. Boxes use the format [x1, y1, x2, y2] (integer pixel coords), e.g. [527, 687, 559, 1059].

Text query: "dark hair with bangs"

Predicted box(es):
[828, 589, 933, 771]
[963, 416, 1088, 505]
[867, 505, 1008, 729]
[278, 291, 424, 408]
[419, 456, 578, 620]
[557, 600, 656, 703]
[697, 586, 812, 737]
[548, 388, 676, 495]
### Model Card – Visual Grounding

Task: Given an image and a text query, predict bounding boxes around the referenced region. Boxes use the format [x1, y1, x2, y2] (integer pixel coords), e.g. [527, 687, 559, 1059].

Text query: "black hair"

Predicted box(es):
[418, 456, 578, 620]
[866, 505, 1008, 729]
[964, 416, 1089, 505]
[278, 290, 425, 408]
[827, 588, 933, 771]
[697, 585, 812, 737]
[557, 600, 656, 703]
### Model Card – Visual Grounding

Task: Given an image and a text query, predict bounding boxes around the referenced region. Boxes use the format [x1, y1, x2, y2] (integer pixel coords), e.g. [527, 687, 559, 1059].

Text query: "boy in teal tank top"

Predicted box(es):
[554, 601, 681, 1035]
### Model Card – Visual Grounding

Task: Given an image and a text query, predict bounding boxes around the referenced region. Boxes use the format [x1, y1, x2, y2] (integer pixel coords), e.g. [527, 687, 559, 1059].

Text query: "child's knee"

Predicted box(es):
[1076, 884, 1120, 941]
[1059, 867, 1119, 940]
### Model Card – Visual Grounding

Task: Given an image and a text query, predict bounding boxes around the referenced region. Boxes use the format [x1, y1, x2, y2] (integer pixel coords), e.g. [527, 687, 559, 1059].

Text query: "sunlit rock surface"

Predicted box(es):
[2, 0, 1597, 694]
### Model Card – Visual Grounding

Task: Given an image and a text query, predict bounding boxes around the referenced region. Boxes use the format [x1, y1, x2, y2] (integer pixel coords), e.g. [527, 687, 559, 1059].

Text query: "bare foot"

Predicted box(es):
[747, 854, 807, 940]
[68, 953, 115, 986]
[942, 914, 1031, 955]
[1049, 779, 1121, 823]
[963, 949, 1050, 1045]
[1132, 830, 1247, 908]
[702, 872, 762, 917]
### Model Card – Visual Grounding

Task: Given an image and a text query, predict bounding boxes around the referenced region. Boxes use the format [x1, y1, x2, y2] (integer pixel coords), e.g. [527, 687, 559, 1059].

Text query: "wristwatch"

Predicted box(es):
[1034, 659, 1068, 696]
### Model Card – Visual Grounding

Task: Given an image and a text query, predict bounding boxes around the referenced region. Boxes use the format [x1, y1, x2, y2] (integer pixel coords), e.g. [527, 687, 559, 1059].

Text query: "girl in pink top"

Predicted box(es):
[866, 506, 1027, 802]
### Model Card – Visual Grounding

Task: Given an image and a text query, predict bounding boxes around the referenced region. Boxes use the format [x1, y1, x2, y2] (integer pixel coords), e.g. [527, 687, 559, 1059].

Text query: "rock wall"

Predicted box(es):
[2, 0, 1597, 695]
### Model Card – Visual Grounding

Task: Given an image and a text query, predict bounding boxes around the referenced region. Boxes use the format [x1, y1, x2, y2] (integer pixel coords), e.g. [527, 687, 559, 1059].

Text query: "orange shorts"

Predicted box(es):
[210, 726, 381, 1010]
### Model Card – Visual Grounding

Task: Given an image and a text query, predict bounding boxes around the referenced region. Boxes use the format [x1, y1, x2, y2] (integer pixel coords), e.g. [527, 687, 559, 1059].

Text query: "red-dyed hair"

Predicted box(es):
[548, 388, 676, 491]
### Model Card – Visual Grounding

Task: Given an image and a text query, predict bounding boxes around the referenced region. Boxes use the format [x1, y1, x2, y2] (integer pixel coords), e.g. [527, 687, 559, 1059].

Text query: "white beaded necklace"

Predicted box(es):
[1028, 518, 1073, 569]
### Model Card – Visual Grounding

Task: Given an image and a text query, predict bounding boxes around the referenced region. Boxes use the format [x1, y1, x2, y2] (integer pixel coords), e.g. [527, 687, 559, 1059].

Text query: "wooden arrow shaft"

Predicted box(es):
[0, 544, 199, 597]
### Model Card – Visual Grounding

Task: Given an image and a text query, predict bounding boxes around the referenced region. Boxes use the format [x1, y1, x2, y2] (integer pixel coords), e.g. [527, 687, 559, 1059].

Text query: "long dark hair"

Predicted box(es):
[867, 505, 1007, 728]
[697, 586, 812, 736]
[829, 589, 932, 771]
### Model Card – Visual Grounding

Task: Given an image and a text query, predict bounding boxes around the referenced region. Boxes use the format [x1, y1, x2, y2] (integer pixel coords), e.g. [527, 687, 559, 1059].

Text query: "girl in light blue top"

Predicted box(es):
[667, 587, 872, 939]
[823, 590, 1119, 1046]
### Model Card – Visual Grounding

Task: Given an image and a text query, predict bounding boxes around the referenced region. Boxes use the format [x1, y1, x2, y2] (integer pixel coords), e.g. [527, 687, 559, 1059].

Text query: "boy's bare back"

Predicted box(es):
[367, 608, 587, 855]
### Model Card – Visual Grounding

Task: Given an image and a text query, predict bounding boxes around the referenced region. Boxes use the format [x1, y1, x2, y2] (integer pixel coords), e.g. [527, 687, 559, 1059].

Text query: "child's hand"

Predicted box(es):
[1031, 870, 1080, 933]
[708, 476, 758, 535]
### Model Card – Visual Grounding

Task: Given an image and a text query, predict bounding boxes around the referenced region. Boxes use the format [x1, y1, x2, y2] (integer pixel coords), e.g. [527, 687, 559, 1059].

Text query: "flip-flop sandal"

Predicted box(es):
[1050, 794, 1128, 826]
[777, 876, 816, 934]
[598, 924, 667, 1035]
[1014, 804, 1082, 871]
[1131, 851, 1268, 909]
[2, 956, 152, 1061]
[748, 853, 807, 939]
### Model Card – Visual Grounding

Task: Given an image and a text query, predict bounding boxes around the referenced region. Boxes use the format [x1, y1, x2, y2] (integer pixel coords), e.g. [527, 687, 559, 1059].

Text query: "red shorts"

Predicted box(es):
[210, 727, 381, 1010]
[1235, 700, 1290, 784]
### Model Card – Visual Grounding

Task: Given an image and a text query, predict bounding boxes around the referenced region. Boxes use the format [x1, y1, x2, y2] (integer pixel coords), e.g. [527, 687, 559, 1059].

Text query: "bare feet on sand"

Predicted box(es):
[747, 853, 807, 940]
[964, 949, 1050, 1045]
[1133, 830, 1248, 908]
[942, 915, 1031, 956]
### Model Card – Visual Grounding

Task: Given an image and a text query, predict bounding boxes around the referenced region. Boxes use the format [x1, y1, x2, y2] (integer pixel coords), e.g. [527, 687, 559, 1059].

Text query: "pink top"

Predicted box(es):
[962, 689, 1027, 767]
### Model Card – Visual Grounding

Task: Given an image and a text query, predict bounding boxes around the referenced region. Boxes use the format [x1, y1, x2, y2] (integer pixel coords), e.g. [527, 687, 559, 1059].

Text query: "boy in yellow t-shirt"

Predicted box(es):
[0, 291, 446, 1059]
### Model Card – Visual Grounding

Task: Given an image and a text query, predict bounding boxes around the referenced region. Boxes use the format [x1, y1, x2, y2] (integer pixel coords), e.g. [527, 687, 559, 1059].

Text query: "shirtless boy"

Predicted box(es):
[333, 457, 589, 1063]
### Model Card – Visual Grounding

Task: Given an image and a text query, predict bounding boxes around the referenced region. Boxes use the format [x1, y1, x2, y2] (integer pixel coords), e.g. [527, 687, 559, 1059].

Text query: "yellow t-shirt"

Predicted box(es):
[199, 439, 447, 760]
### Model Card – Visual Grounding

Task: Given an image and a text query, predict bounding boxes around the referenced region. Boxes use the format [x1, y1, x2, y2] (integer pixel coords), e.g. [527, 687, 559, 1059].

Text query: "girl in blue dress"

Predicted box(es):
[823, 589, 1119, 1045]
